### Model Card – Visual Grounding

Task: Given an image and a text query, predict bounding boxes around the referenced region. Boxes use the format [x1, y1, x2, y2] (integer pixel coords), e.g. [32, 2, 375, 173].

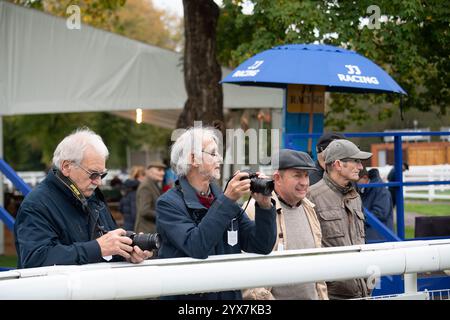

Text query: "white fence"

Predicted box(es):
[1, 169, 129, 193]
[376, 165, 450, 202]
[1, 239, 449, 300]
[3, 165, 450, 201]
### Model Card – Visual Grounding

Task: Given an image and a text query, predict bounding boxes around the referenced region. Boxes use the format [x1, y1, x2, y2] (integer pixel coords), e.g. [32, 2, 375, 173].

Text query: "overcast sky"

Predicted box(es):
[152, 0, 183, 17]
[151, 1, 251, 17]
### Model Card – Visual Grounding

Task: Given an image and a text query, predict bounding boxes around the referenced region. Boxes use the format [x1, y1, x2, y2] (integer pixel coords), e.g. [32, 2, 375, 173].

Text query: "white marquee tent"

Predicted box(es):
[0, 0, 282, 129]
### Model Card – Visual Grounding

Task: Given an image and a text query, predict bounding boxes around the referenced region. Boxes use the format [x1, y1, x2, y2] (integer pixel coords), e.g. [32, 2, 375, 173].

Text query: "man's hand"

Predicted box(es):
[96, 228, 134, 260]
[252, 192, 272, 209]
[128, 246, 153, 264]
[252, 172, 273, 209]
[224, 171, 251, 202]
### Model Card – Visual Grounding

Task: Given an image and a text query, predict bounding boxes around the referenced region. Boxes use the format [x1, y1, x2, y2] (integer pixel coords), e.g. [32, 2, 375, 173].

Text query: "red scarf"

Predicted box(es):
[197, 193, 215, 208]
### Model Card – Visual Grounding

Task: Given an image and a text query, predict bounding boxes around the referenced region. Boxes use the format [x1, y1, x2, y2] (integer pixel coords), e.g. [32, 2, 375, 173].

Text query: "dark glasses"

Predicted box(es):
[75, 163, 108, 180]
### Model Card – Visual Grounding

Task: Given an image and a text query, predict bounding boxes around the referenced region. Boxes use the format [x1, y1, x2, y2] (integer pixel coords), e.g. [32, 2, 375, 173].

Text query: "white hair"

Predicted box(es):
[170, 127, 220, 177]
[52, 128, 109, 168]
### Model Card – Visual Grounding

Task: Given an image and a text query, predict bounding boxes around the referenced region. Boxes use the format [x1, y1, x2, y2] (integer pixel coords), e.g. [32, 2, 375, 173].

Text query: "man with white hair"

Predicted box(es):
[14, 128, 152, 268]
[156, 126, 277, 300]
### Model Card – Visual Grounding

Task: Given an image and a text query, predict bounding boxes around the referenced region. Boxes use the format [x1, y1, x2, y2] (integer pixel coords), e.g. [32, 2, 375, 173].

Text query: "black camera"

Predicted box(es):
[240, 170, 274, 196]
[125, 231, 161, 251]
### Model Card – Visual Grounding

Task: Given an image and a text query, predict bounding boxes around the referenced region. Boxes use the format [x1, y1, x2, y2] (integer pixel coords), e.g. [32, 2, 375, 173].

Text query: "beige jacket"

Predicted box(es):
[307, 173, 369, 299]
[242, 194, 328, 300]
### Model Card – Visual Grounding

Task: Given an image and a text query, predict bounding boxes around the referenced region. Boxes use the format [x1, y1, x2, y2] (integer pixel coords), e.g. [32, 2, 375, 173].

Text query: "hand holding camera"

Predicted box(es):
[241, 170, 274, 209]
[224, 170, 252, 201]
[97, 228, 157, 262]
[224, 170, 274, 208]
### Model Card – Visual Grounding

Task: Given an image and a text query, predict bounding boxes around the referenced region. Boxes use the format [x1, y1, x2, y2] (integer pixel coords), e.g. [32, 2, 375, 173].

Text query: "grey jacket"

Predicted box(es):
[307, 173, 369, 299]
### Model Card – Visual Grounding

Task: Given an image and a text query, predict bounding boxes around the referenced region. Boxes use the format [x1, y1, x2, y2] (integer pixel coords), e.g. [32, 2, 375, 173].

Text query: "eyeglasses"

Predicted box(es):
[340, 158, 363, 164]
[74, 163, 108, 180]
[202, 150, 220, 158]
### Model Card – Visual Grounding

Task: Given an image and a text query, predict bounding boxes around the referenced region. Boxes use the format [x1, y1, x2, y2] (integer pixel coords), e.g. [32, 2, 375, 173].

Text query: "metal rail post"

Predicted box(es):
[394, 135, 405, 239]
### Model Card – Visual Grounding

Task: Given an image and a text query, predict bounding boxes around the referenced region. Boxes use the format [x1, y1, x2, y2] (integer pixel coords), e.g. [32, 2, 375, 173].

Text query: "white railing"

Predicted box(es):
[374, 165, 450, 202]
[403, 165, 450, 201]
[1, 239, 449, 300]
[4, 165, 450, 201]
[1, 169, 129, 193]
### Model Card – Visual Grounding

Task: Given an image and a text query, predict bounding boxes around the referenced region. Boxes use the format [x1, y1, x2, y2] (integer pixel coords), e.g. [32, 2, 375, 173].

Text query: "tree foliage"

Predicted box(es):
[3, 113, 171, 170]
[217, 0, 450, 130]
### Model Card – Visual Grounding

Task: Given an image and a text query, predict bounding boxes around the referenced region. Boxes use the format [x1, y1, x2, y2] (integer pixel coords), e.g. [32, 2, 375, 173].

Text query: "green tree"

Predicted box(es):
[3, 113, 171, 170]
[217, 0, 450, 130]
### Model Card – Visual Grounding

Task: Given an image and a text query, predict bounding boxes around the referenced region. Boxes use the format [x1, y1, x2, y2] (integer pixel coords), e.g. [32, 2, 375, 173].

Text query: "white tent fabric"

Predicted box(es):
[0, 1, 282, 128]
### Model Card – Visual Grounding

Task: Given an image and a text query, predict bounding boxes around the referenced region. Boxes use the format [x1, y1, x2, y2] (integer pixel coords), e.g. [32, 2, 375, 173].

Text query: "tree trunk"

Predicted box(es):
[177, 0, 223, 130]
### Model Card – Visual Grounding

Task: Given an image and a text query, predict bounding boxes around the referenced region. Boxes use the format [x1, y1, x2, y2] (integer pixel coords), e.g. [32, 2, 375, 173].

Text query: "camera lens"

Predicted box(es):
[238, 170, 274, 196]
[125, 231, 161, 251]
[250, 178, 274, 196]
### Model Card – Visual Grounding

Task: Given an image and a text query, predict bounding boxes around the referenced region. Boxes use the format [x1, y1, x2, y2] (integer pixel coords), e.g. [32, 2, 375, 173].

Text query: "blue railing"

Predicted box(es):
[0, 158, 31, 231]
[285, 131, 450, 241]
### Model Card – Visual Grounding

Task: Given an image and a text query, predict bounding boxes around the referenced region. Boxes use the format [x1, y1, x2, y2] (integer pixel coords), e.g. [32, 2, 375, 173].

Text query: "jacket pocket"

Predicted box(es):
[317, 209, 345, 239]
[354, 208, 366, 239]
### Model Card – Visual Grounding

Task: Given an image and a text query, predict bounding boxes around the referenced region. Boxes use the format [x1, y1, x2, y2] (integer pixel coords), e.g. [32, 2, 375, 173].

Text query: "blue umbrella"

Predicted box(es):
[222, 44, 406, 94]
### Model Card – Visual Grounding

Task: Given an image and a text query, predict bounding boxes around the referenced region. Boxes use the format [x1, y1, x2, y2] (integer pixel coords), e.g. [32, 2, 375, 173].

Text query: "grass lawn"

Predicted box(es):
[404, 226, 415, 239]
[409, 190, 450, 195]
[0, 255, 17, 268]
[404, 203, 450, 216]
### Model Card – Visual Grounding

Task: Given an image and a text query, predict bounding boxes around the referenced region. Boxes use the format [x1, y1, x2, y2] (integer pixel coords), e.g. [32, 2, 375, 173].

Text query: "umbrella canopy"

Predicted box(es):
[222, 44, 406, 95]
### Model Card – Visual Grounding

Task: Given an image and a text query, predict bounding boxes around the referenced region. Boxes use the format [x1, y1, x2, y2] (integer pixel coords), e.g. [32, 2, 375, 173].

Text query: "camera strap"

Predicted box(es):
[54, 168, 106, 240]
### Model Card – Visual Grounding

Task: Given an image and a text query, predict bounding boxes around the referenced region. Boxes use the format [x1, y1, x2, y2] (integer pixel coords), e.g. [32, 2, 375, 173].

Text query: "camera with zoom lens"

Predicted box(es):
[125, 231, 161, 251]
[240, 170, 274, 196]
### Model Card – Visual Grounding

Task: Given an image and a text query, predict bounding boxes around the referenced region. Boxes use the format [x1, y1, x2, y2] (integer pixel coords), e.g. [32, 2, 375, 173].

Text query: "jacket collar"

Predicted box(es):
[176, 176, 221, 210]
[47, 167, 106, 206]
[323, 172, 359, 199]
[272, 191, 315, 211]
[47, 168, 81, 206]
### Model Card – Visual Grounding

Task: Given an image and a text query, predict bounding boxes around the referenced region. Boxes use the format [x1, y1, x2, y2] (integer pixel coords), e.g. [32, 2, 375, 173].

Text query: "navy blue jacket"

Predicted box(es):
[156, 177, 277, 300]
[309, 160, 324, 186]
[119, 179, 139, 231]
[361, 170, 394, 241]
[14, 169, 119, 268]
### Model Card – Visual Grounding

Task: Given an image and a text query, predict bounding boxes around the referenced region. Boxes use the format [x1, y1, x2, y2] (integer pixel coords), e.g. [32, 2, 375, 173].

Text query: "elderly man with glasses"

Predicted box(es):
[14, 128, 151, 268]
[156, 126, 277, 300]
[307, 139, 372, 300]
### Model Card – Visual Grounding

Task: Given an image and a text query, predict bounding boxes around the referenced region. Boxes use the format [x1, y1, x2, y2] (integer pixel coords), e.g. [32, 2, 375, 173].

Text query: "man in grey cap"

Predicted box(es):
[307, 139, 372, 299]
[134, 161, 166, 234]
[309, 132, 346, 186]
[243, 149, 328, 300]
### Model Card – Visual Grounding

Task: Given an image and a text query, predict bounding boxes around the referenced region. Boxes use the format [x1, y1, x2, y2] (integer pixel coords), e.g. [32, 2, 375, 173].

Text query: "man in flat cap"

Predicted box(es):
[307, 139, 372, 299]
[309, 132, 346, 186]
[243, 149, 328, 300]
[134, 161, 166, 234]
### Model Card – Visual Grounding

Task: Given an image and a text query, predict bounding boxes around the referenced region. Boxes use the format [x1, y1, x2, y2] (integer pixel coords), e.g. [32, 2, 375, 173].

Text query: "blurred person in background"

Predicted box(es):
[359, 168, 394, 241]
[309, 132, 346, 186]
[134, 161, 166, 234]
[120, 165, 146, 230]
